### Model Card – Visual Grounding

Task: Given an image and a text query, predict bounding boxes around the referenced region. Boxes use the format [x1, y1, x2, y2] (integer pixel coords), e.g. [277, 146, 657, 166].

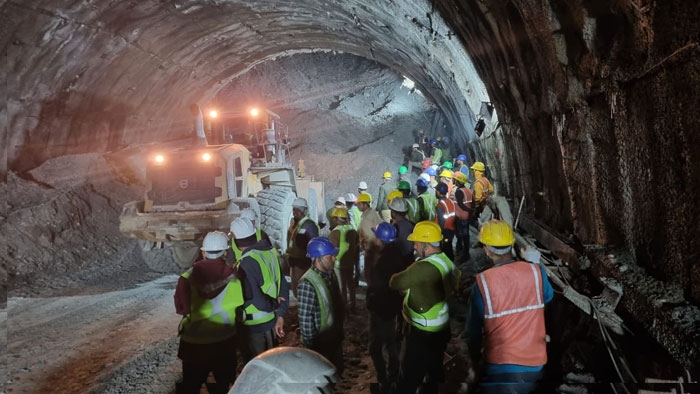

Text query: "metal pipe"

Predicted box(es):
[514, 195, 525, 229]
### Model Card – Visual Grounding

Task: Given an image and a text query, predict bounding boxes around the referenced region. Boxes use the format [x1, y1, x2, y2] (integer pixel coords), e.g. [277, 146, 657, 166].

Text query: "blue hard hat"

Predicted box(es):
[457, 154, 467, 162]
[306, 237, 338, 258]
[426, 167, 437, 176]
[435, 182, 448, 195]
[442, 136, 450, 143]
[373, 222, 397, 243]
[416, 177, 429, 187]
[429, 138, 437, 145]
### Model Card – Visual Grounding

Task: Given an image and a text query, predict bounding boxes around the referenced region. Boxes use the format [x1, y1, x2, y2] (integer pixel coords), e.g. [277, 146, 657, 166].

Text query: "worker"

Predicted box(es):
[464, 220, 553, 393]
[389, 221, 459, 394]
[345, 193, 362, 230]
[174, 231, 244, 394]
[397, 180, 419, 224]
[430, 139, 443, 165]
[415, 177, 437, 222]
[440, 136, 452, 161]
[377, 171, 396, 223]
[455, 154, 469, 175]
[328, 207, 360, 313]
[388, 197, 416, 269]
[358, 181, 369, 196]
[357, 192, 382, 281]
[298, 237, 345, 375]
[435, 182, 456, 261]
[414, 128, 425, 145]
[439, 169, 454, 198]
[453, 172, 474, 265]
[425, 166, 438, 189]
[231, 347, 338, 394]
[366, 222, 404, 394]
[285, 198, 319, 297]
[408, 143, 425, 176]
[325, 196, 346, 230]
[229, 208, 271, 264]
[397, 165, 410, 182]
[230, 217, 289, 361]
[471, 161, 494, 223]
[387, 189, 403, 205]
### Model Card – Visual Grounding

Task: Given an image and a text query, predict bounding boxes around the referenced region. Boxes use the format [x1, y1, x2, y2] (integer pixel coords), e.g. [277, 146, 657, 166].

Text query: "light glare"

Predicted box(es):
[202, 153, 211, 161]
[250, 108, 259, 117]
[209, 110, 218, 118]
[155, 155, 165, 163]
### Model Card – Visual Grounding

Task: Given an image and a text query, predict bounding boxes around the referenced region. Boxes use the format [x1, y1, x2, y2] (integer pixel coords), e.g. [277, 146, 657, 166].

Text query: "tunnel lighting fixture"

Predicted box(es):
[402, 76, 415, 90]
[202, 152, 212, 162]
[154, 154, 165, 164]
[209, 110, 218, 118]
[250, 108, 259, 117]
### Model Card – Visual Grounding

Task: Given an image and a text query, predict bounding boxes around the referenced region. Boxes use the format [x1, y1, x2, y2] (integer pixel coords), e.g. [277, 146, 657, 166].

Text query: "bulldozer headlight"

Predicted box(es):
[209, 110, 218, 118]
[250, 108, 259, 117]
[154, 154, 165, 164]
[202, 153, 212, 162]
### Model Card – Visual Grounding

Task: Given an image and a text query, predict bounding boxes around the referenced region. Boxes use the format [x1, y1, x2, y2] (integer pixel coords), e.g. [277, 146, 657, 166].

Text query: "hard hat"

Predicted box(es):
[201, 231, 229, 258]
[334, 196, 346, 205]
[412, 143, 419, 149]
[419, 173, 431, 183]
[457, 154, 467, 162]
[422, 158, 431, 169]
[442, 136, 450, 143]
[231, 347, 337, 394]
[429, 138, 438, 145]
[240, 208, 257, 222]
[357, 193, 372, 203]
[436, 137, 442, 141]
[331, 206, 348, 218]
[454, 172, 468, 184]
[358, 181, 368, 190]
[230, 217, 256, 239]
[407, 221, 443, 243]
[435, 182, 448, 195]
[478, 220, 515, 247]
[398, 165, 408, 174]
[442, 161, 453, 169]
[389, 197, 408, 212]
[439, 169, 453, 178]
[292, 198, 308, 209]
[373, 222, 397, 243]
[416, 177, 429, 188]
[471, 161, 486, 172]
[387, 190, 403, 201]
[398, 180, 411, 191]
[382, 171, 392, 179]
[306, 237, 338, 258]
[418, 129, 424, 134]
[344, 192, 357, 202]
[425, 167, 437, 176]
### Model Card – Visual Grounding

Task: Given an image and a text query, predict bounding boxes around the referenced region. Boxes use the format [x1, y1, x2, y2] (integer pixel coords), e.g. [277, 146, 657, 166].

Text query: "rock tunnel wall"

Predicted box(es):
[436, 0, 700, 303]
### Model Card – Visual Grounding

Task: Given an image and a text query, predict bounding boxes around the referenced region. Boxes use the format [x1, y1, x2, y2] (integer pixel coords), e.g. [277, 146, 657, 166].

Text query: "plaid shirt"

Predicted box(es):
[297, 265, 337, 347]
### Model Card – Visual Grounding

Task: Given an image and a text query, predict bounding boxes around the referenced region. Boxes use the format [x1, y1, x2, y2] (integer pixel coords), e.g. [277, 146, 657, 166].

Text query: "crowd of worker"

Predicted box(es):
[172, 132, 554, 394]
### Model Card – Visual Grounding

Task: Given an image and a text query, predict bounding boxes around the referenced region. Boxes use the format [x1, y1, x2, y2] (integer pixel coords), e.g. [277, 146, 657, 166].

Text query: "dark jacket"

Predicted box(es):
[366, 242, 404, 320]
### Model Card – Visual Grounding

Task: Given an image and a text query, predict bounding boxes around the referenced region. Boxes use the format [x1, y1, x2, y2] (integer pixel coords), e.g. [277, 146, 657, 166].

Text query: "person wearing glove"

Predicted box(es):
[464, 220, 553, 393]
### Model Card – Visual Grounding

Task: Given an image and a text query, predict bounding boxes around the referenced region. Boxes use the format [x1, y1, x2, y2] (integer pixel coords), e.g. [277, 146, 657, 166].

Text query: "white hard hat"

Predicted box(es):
[344, 193, 357, 202]
[201, 231, 229, 258]
[231, 347, 337, 394]
[389, 197, 407, 212]
[230, 217, 256, 239]
[240, 208, 257, 222]
[358, 181, 368, 190]
[335, 196, 346, 205]
[412, 143, 419, 148]
[419, 173, 431, 182]
[292, 198, 308, 209]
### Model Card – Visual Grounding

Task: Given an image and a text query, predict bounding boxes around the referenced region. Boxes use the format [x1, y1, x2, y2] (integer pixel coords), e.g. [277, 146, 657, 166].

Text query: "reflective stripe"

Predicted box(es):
[408, 302, 449, 328]
[246, 310, 275, 321]
[239, 248, 282, 326]
[479, 263, 545, 319]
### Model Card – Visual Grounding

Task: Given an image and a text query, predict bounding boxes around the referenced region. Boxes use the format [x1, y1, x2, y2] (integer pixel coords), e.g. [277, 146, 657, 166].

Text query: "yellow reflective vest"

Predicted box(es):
[237, 248, 282, 326]
[402, 252, 457, 332]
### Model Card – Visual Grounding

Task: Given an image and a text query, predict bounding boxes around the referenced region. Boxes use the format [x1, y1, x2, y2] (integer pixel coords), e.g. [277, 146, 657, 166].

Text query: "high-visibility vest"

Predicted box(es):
[179, 269, 244, 344]
[402, 253, 457, 332]
[454, 187, 473, 220]
[406, 198, 420, 224]
[431, 147, 443, 164]
[231, 227, 263, 262]
[435, 198, 456, 231]
[417, 193, 437, 221]
[476, 261, 547, 366]
[332, 224, 351, 269]
[349, 206, 362, 230]
[473, 177, 493, 207]
[301, 269, 335, 332]
[237, 248, 282, 326]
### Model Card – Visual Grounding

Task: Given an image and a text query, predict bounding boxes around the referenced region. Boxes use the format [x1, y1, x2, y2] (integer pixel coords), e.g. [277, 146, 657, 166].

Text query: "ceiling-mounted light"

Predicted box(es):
[202, 153, 211, 162]
[209, 110, 218, 118]
[250, 108, 259, 117]
[154, 154, 165, 163]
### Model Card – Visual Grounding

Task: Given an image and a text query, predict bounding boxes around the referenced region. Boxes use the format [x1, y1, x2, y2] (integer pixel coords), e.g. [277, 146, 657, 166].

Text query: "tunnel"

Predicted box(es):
[2, 0, 700, 393]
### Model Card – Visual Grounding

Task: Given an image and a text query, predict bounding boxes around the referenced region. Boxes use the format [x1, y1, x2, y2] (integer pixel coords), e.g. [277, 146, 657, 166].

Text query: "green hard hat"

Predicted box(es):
[398, 180, 411, 190]
[398, 165, 408, 174]
[442, 161, 453, 169]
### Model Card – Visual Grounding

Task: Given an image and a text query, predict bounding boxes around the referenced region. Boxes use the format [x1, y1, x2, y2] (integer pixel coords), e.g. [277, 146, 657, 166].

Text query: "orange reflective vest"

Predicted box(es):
[476, 261, 547, 366]
[454, 187, 473, 220]
[435, 198, 456, 231]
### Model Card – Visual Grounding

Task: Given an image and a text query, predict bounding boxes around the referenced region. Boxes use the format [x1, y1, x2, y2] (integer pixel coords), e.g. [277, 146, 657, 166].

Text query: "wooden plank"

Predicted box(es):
[517, 215, 583, 269]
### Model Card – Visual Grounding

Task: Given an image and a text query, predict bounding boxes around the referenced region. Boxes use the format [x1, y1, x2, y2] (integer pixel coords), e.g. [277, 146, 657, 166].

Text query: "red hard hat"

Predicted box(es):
[422, 158, 432, 169]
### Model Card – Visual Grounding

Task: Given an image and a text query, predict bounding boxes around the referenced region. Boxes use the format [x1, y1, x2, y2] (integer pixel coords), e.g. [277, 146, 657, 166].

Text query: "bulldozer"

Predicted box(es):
[119, 105, 325, 271]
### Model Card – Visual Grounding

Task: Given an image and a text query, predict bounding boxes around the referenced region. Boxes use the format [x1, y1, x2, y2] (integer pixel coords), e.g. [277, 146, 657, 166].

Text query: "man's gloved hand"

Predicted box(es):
[520, 246, 541, 264]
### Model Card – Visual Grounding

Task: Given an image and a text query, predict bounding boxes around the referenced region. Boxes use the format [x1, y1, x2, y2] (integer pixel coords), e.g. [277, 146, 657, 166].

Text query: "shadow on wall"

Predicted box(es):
[10, 92, 132, 176]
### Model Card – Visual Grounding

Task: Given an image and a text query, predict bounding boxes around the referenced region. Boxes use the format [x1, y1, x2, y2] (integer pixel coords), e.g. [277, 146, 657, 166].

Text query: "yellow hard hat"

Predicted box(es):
[471, 161, 486, 172]
[407, 221, 443, 243]
[387, 190, 403, 202]
[478, 220, 515, 247]
[382, 171, 392, 179]
[453, 172, 468, 184]
[439, 169, 453, 178]
[357, 193, 372, 203]
[331, 207, 348, 218]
